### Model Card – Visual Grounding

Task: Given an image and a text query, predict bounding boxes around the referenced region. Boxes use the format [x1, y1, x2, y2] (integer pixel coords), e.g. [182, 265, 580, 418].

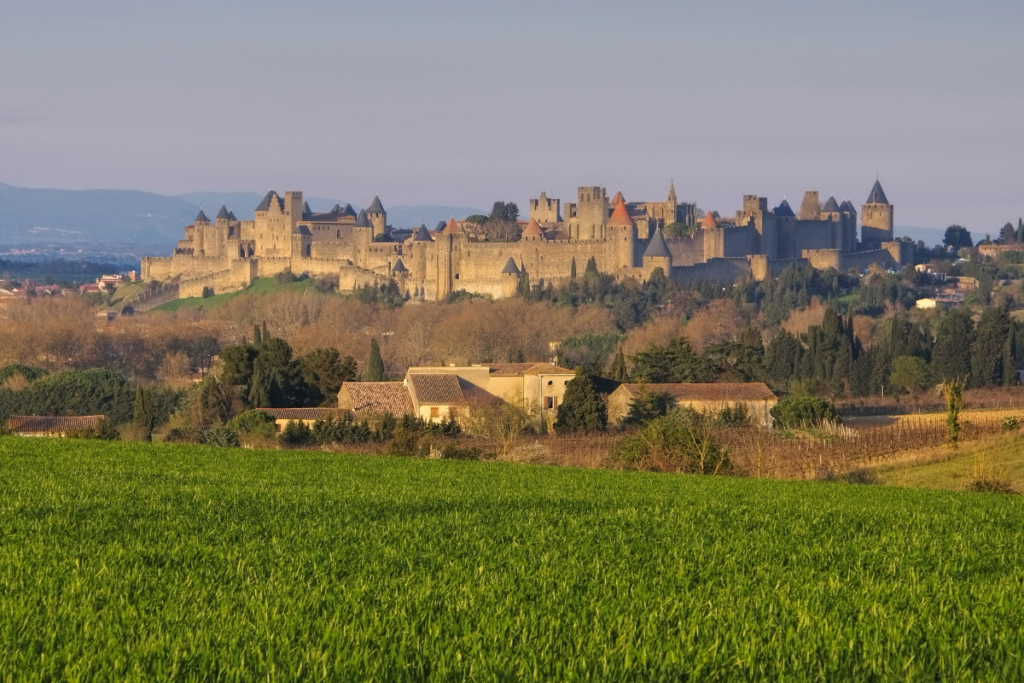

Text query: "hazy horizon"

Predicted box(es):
[3, 0, 1022, 233]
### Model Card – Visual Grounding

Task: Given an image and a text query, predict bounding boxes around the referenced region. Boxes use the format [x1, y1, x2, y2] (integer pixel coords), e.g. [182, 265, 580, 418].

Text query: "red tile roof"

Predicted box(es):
[339, 382, 414, 416]
[256, 408, 351, 420]
[7, 415, 104, 434]
[611, 190, 625, 206]
[521, 218, 544, 238]
[701, 212, 718, 228]
[619, 383, 776, 402]
[408, 374, 467, 405]
[607, 200, 634, 227]
[486, 362, 575, 376]
[442, 218, 461, 234]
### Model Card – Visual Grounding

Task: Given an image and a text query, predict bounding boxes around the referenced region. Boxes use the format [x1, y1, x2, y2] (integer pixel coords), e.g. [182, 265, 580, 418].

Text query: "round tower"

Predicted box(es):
[607, 198, 637, 269]
[367, 195, 387, 237]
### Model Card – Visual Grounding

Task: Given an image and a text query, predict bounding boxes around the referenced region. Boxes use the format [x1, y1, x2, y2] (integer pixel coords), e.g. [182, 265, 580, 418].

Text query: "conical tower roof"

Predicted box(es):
[392, 258, 408, 273]
[839, 200, 856, 213]
[216, 204, 230, 220]
[302, 201, 312, 218]
[195, 209, 209, 223]
[331, 203, 343, 214]
[773, 199, 795, 217]
[822, 196, 841, 213]
[611, 190, 625, 206]
[521, 218, 544, 238]
[255, 191, 278, 212]
[643, 228, 671, 259]
[501, 257, 520, 274]
[413, 224, 433, 241]
[443, 218, 461, 234]
[607, 199, 634, 227]
[701, 212, 718, 228]
[354, 209, 371, 228]
[368, 196, 385, 214]
[342, 203, 356, 217]
[228, 211, 237, 220]
[866, 179, 889, 205]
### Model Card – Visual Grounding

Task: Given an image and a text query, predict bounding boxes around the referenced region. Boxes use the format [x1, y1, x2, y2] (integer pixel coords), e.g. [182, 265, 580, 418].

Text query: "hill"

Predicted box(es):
[1, 437, 1022, 680]
[149, 276, 323, 313]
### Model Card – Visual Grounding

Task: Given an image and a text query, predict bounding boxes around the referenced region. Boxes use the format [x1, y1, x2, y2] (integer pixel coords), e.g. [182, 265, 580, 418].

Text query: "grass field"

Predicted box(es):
[1, 438, 1023, 681]
[878, 431, 1024, 492]
[150, 277, 324, 313]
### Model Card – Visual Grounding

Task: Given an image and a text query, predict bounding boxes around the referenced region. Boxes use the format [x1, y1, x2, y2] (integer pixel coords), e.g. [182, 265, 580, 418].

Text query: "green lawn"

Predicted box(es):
[879, 432, 1024, 492]
[1, 438, 1023, 681]
[150, 277, 324, 312]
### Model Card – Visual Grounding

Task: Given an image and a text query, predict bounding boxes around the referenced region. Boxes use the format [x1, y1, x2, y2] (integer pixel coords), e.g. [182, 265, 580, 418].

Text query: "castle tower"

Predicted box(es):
[521, 218, 545, 242]
[839, 200, 858, 252]
[667, 181, 678, 224]
[367, 196, 387, 237]
[861, 179, 893, 249]
[193, 209, 209, 255]
[607, 198, 637, 268]
[501, 257, 521, 298]
[573, 187, 608, 240]
[821, 196, 842, 249]
[772, 199, 797, 258]
[529, 192, 560, 223]
[642, 227, 672, 277]
[701, 211, 723, 261]
[798, 191, 821, 220]
[283, 191, 303, 231]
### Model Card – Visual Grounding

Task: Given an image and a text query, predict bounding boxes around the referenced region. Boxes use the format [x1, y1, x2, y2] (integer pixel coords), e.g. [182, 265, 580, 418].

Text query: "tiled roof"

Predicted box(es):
[8, 415, 104, 433]
[866, 179, 889, 205]
[486, 362, 574, 377]
[256, 191, 281, 212]
[701, 212, 718, 228]
[643, 228, 671, 259]
[216, 204, 231, 220]
[618, 382, 777, 402]
[256, 408, 350, 420]
[611, 190, 625, 206]
[822, 196, 841, 213]
[195, 209, 209, 223]
[413, 225, 433, 241]
[773, 199, 795, 217]
[392, 258, 408, 273]
[354, 209, 371, 228]
[367, 196, 385, 214]
[521, 218, 544, 238]
[443, 218, 461, 234]
[408, 374, 467, 405]
[607, 199, 634, 227]
[501, 257, 520, 274]
[340, 382, 414, 416]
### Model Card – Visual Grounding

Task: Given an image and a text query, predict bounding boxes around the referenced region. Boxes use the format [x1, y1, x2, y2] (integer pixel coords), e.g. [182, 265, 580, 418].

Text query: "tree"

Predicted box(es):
[971, 307, 1010, 387]
[943, 377, 967, 445]
[623, 379, 671, 425]
[584, 257, 599, 278]
[890, 355, 930, 394]
[630, 336, 715, 384]
[932, 309, 974, 382]
[133, 385, 154, 440]
[999, 222, 1017, 244]
[943, 225, 973, 249]
[554, 370, 607, 434]
[249, 366, 271, 408]
[608, 347, 628, 382]
[253, 324, 263, 347]
[300, 348, 356, 406]
[570, 257, 577, 281]
[764, 330, 801, 390]
[365, 339, 385, 382]
[770, 397, 841, 428]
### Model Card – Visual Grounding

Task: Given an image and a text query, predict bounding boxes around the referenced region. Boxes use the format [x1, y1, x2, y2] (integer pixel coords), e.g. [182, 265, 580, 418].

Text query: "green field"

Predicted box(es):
[1, 438, 1022, 681]
[150, 277, 324, 312]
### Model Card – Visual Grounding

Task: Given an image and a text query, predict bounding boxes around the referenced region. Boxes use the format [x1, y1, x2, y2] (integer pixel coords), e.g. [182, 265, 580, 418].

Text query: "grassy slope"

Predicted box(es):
[150, 277, 323, 312]
[879, 432, 1024, 491]
[1, 439, 1023, 680]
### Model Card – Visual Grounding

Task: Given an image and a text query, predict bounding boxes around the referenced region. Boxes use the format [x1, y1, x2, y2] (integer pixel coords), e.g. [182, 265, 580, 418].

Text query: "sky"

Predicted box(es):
[2, 0, 1023, 233]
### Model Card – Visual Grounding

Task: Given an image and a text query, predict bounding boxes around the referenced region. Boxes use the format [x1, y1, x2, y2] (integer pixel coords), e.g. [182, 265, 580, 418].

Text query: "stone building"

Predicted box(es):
[606, 383, 778, 427]
[141, 179, 907, 302]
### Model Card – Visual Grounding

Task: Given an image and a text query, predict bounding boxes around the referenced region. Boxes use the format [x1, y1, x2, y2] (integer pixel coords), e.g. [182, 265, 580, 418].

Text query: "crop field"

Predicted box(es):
[1, 438, 1023, 681]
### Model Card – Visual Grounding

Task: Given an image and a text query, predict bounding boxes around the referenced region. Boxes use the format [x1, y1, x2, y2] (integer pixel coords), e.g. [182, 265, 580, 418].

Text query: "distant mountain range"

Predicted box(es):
[0, 183, 485, 252]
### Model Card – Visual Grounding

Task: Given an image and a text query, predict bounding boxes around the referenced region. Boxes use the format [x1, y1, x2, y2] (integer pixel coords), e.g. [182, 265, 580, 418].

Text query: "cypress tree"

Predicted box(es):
[1003, 324, 1017, 387]
[253, 324, 262, 347]
[971, 307, 1010, 387]
[608, 348, 629, 382]
[932, 309, 974, 382]
[261, 322, 270, 344]
[366, 339, 385, 382]
[518, 269, 531, 299]
[133, 386, 154, 440]
[554, 370, 607, 434]
[570, 257, 577, 281]
[1017, 218, 1023, 243]
[249, 365, 271, 408]
[584, 257, 599, 278]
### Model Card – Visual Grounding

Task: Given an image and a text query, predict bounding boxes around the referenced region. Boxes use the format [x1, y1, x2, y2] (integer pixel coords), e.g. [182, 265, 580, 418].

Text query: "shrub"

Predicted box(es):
[967, 478, 1019, 495]
[716, 404, 750, 427]
[227, 409, 278, 441]
[201, 286, 214, 298]
[1001, 416, 1020, 432]
[280, 419, 313, 447]
[439, 443, 484, 460]
[770, 397, 841, 428]
[205, 423, 239, 447]
[612, 412, 729, 474]
[164, 427, 204, 444]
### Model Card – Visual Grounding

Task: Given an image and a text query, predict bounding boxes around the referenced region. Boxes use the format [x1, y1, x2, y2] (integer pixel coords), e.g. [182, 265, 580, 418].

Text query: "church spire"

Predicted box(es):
[668, 180, 677, 206]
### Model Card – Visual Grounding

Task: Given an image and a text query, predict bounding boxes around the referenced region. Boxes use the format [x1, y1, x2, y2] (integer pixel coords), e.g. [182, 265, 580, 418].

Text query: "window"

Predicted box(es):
[430, 407, 440, 419]
[547, 380, 553, 386]
[545, 397, 555, 409]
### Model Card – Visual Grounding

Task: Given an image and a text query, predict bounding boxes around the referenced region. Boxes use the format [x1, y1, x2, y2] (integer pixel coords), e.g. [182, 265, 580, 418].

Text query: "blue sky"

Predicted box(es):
[2, 0, 1022, 232]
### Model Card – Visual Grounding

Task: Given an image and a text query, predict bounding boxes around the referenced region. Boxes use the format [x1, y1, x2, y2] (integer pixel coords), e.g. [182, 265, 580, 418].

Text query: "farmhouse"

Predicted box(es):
[606, 383, 778, 426]
[255, 408, 351, 432]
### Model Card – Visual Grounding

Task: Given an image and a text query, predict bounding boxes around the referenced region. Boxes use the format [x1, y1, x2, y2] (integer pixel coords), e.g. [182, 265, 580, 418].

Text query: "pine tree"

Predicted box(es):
[608, 348, 628, 382]
[740, 322, 764, 355]
[554, 370, 607, 434]
[366, 339, 385, 382]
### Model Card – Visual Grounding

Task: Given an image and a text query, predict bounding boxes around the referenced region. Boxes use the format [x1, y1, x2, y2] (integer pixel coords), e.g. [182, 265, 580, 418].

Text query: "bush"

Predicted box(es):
[612, 412, 729, 474]
[204, 423, 239, 447]
[227, 409, 278, 441]
[280, 419, 313, 447]
[1001, 416, 1021, 432]
[164, 427, 204, 444]
[716, 404, 750, 427]
[201, 286, 214, 298]
[439, 443, 483, 460]
[770, 397, 841, 428]
[967, 477, 1019, 495]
